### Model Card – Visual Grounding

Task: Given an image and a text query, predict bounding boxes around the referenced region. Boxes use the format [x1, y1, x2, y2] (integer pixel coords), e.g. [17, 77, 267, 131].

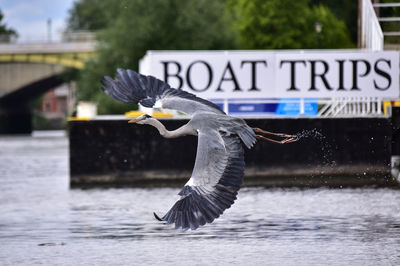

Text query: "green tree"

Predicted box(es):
[67, 0, 118, 31]
[72, 0, 238, 114]
[311, 4, 354, 48]
[317, 0, 358, 44]
[0, 10, 17, 42]
[70, 0, 355, 114]
[230, 0, 353, 49]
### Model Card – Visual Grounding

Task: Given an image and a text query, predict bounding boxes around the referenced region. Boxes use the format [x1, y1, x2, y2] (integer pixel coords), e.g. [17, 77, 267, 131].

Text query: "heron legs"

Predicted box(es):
[253, 127, 298, 144]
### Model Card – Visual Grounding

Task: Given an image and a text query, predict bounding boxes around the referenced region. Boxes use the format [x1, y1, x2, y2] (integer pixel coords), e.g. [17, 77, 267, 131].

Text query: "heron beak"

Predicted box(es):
[128, 118, 140, 123]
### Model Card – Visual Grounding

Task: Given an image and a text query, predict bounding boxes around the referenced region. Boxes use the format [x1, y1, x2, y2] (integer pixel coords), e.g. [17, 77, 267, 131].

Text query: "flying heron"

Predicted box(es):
[101, 68, 298, 230]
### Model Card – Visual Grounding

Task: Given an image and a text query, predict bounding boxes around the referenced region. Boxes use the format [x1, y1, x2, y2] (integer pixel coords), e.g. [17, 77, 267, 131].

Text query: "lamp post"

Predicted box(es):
[47, 19, 52, 43]
[315, 21, 322, 48]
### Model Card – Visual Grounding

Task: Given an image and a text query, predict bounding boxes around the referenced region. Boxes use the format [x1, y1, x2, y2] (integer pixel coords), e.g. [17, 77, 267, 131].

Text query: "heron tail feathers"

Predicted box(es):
[237, 125, 257, 149]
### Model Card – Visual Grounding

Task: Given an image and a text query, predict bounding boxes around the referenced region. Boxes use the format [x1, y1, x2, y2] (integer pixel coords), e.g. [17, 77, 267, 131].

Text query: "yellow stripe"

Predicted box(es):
[67, 117, 90, 121]
[0, 52, 95, 69]
[124, 110, 174, 118]
[153, 112, 173, 118]
[125, 111, 146, 117]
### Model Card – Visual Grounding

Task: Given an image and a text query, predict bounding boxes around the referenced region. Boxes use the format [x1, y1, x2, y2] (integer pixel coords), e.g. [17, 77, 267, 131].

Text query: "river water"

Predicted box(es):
[0, 133, 400, 265]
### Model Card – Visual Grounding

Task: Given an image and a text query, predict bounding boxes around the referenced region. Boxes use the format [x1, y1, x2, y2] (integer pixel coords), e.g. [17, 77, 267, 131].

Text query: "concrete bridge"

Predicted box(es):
[0, 42, 96, 134]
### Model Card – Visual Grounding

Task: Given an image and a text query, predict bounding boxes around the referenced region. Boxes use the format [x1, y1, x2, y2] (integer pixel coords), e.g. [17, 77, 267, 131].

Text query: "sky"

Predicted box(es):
[0, 0, 76, 42]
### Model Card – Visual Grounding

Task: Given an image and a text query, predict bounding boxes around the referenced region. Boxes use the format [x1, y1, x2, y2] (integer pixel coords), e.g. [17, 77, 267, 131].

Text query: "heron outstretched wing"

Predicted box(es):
[101, 68, 225, 115]
[156, 130, 245, 230]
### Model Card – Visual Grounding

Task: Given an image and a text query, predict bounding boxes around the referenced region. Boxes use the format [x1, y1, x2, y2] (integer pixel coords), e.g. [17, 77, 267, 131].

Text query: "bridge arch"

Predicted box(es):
[0, 42, 96, 134]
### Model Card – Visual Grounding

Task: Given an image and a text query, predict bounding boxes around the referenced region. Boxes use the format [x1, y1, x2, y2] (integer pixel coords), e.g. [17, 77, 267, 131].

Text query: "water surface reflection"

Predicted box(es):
[0, 134, 399, 265]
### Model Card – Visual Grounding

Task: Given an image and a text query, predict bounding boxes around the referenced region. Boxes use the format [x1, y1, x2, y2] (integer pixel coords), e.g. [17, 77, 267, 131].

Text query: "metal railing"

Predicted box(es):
[373, 2, 400, 37]
[317, 97, 383, 117]
[0, 34, 17, 44]
[210, 98, 387, 118]
[62, 31, 96, 43]
[361, 0, 384, 50]
[0, 31, 96, 44]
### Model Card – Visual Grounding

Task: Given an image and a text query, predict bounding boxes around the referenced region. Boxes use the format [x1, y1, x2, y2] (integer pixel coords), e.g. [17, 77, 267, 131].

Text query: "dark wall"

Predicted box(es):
[245, 118, 390, 168]
[70, 119, 197, 176]
[69, 117, 391, 181]
[0, 104, 32, 134]
[0, 75, 64, 134]
[391, 107, 400, 155]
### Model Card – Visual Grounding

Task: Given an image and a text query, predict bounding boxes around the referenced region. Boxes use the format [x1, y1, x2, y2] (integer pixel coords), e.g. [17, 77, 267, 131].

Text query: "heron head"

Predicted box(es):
[128, 114, 152, 124]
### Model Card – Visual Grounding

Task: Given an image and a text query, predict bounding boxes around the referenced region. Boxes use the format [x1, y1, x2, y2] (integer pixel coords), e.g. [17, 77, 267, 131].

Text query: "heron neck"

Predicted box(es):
[146, 118, 194, 138]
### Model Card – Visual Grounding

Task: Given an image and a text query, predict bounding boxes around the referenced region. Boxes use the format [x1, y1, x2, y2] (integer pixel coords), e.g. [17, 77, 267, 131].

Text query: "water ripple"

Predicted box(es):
[0, 134, 400, 265]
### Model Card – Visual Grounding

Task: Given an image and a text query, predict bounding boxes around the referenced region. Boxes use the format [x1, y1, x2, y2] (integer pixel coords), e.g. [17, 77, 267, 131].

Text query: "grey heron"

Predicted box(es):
[101, 68, 297, 230]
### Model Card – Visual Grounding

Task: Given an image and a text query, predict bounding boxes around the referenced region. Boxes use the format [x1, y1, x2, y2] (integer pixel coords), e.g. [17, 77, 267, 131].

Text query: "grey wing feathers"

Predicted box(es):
[101, 68, 170, 107]
[101, 68, 225, 115]
[156, 135, 245, 230]
[237, 124, 257, 149]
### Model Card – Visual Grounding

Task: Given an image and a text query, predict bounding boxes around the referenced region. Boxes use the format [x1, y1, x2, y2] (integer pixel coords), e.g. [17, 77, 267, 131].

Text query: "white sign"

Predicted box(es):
[139, 50, 399, 99]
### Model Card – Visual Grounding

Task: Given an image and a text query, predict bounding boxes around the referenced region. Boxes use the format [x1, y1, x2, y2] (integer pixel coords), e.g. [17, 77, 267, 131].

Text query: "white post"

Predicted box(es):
[377, 99, 382, 114]
[300, 98, 305, 115]
[223, 99, 229, 114]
